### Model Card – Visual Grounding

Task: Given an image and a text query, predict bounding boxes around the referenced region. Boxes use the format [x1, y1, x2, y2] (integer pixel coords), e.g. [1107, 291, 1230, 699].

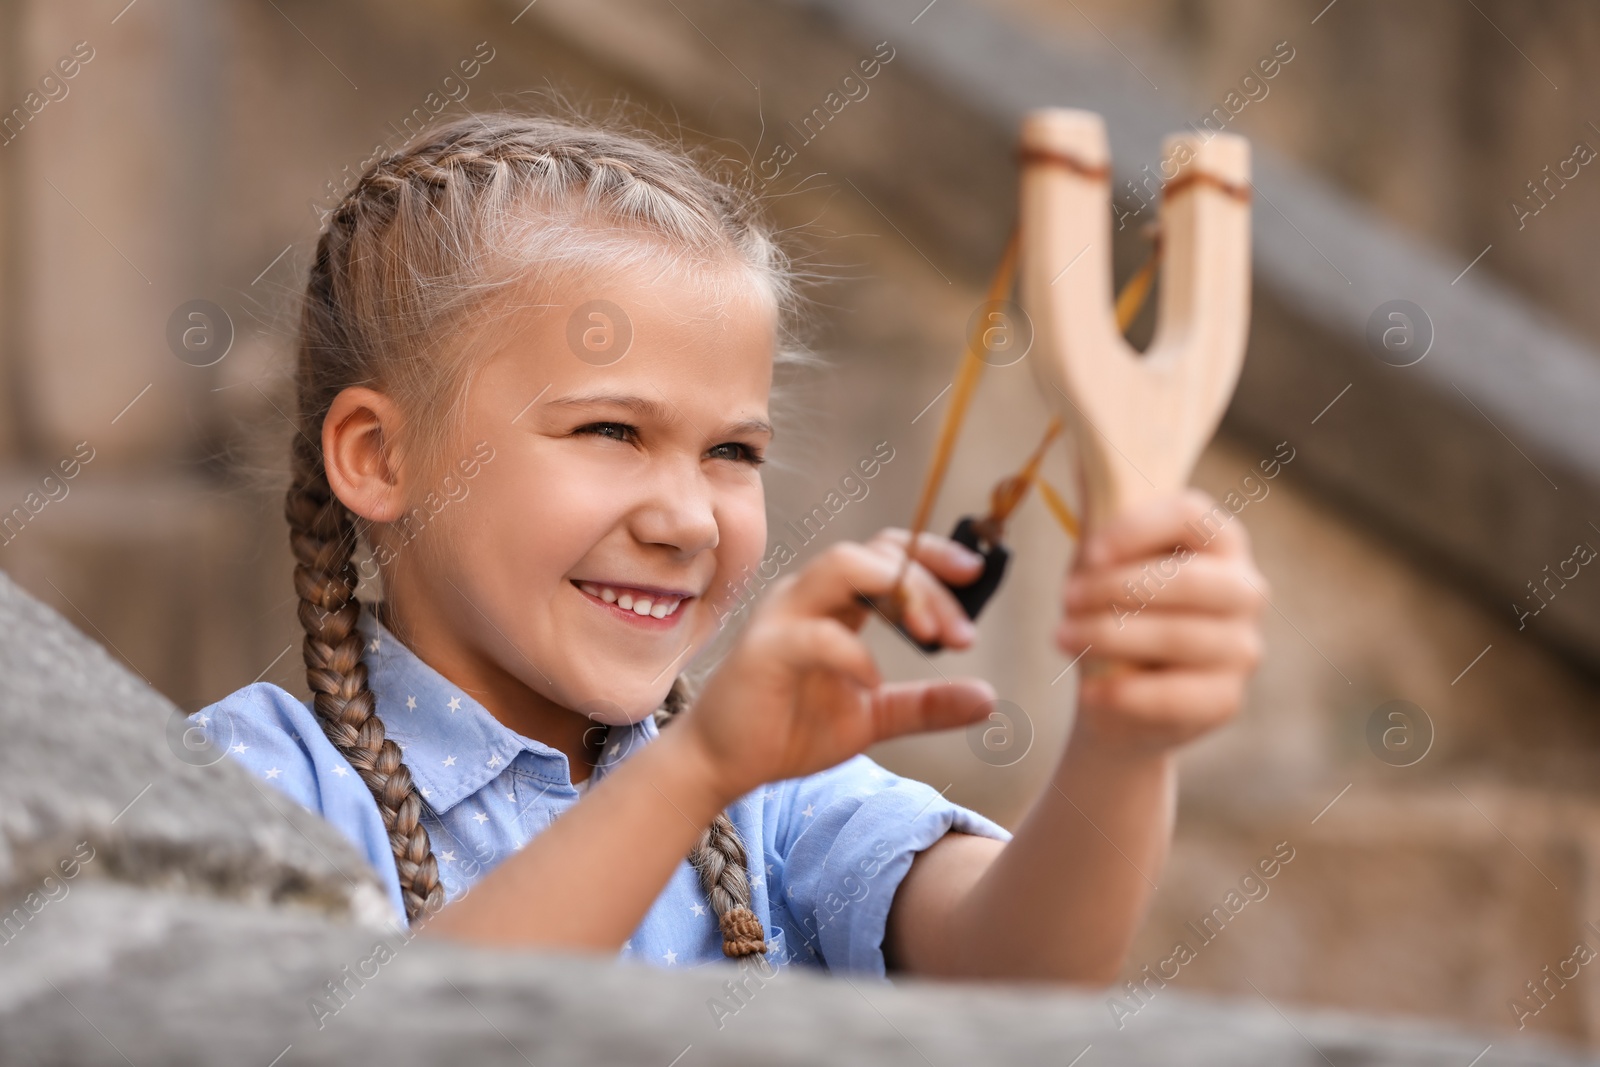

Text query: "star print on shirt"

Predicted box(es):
[447, 696, 462, 713]
[369, 638, 380, 653]
[662, 949, 678, 965]
[330, 766, 349, 778]
[472, 812, 489, 824]
[405, 695, 417, 710]
[486, 754, 502, 768]
[690, 902, 707, 917]
[442, 755, 457, 767]
[801, 804, 815, 818]
[194, 714, 209, 727]
[264, 767, 282, 779]
[439, 850, 456, 863]
[231, 743, 248, 754]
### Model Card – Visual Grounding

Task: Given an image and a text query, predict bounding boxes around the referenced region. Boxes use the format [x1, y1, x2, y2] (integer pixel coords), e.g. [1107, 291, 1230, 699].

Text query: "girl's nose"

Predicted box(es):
[631, 458, 721, 556]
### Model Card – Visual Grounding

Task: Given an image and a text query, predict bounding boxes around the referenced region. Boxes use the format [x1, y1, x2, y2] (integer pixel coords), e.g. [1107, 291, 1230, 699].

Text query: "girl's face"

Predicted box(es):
[378, 263, 775, 726]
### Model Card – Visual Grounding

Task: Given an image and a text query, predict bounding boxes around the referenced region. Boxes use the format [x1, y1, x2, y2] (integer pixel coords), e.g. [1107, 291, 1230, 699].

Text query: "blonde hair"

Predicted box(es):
[287, 111, 792, 955]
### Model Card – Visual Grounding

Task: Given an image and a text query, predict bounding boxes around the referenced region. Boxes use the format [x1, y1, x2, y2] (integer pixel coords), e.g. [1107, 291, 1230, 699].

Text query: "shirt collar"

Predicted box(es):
[354, 604, 660, 814]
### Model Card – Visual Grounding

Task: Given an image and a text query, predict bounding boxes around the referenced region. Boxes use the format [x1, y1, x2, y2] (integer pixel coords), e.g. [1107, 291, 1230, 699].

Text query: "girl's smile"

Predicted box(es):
[572, 579, 694, 627]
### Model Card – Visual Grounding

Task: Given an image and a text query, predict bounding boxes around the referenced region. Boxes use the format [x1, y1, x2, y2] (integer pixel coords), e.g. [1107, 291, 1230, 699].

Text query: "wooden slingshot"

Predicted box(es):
[877, 108, 1252, 652]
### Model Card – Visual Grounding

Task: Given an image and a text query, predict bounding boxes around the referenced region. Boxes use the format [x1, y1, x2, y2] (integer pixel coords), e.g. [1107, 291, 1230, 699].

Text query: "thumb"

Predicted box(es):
[868, 678, 996, 743]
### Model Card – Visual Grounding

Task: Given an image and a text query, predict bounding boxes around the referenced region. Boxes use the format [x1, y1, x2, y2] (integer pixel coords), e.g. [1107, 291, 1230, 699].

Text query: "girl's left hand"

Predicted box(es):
[1056, 489, 1269, 752]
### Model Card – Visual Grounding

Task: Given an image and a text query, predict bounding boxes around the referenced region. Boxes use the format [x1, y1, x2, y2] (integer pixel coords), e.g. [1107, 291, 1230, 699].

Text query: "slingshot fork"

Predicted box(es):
[871, 109, 1250, 653]
[1018, 108, 1252, 534]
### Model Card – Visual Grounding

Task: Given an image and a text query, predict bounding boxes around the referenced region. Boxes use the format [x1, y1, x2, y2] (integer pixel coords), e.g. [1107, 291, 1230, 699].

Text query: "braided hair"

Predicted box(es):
[289, 112, 791, 953]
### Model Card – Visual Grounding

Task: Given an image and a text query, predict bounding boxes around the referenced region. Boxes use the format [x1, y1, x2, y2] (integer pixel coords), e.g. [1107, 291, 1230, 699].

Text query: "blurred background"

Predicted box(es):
[5, 0, 1600, 1049]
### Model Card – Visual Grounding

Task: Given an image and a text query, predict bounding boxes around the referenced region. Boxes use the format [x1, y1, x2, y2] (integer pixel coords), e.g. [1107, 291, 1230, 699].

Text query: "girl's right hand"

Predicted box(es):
[680, 530, 998, 802]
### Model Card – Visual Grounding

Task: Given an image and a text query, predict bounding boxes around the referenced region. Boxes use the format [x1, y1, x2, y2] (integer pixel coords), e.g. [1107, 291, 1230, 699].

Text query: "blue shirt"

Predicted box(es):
[192, 605, 1012, 977]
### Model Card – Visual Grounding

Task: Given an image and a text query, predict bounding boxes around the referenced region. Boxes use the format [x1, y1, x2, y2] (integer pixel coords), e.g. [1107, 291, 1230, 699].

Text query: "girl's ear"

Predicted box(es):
[323, 386, 408, 523]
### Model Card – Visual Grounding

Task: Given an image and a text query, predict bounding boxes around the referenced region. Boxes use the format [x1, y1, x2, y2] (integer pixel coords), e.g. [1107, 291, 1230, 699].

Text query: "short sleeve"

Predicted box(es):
[192, 683, 407, 923]
[773, 754, 1012, 978]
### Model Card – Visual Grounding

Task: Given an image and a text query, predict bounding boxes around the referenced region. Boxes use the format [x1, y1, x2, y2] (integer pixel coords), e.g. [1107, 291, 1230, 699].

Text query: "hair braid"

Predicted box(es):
[292, 112, 782, 953]
[656, 683, 767, 957]
[288, 232, 445, 926]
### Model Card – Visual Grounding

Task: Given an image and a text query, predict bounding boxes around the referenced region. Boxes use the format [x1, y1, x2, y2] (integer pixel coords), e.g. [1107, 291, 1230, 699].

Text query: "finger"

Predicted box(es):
[868, 678, 996, 743]
[862, 532, 985, 646]
[908, 563, 980, 649]
[779, 541, 901, 617]
[1078, 489, 1253, 570]
[854, 572, 976, 648]
[1063, 555, 1268, 619]
[766, 616, 882, 691]
[1057, 612, 1264, 671]
[783, 542, 974, 649]
[1077, 668, 1245, 746]
[866, 527, 986, 585]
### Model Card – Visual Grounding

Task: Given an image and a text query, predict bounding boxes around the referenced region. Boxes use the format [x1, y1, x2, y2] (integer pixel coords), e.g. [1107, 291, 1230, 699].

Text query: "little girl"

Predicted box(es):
[196, 112, 1267, 981]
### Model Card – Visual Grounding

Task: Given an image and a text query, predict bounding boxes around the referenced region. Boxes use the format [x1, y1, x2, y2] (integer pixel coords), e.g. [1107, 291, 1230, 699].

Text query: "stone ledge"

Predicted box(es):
[0, 882, 1587, 1066]
[0, 569, 385, 922]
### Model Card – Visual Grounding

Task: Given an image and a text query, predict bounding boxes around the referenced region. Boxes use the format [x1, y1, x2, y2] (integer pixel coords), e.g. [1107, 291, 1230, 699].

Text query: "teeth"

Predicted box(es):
[579, 582, 685, 618]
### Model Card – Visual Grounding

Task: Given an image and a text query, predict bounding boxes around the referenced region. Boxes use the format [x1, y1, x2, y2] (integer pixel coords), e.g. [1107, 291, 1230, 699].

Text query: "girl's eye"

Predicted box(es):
[708, 441, 766, 466]
[574, 421, 636, 444]
[573, 423, 762, 465]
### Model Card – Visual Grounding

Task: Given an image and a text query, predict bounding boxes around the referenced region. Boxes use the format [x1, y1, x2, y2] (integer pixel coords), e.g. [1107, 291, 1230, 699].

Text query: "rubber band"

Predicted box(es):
[1162, 169, 1252, 204]
[890, 204, 1163, 601]
[893, 228, 1020, 593]
[1036, 479, 1081, 540]
[1015, 145, 1112, 181]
